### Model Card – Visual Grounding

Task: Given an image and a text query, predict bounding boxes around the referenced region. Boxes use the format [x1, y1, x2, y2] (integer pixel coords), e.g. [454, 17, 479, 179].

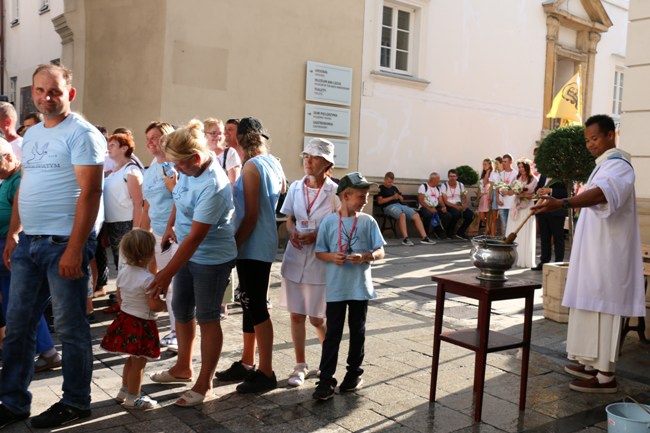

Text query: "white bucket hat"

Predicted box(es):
[300, 138, 335, 164]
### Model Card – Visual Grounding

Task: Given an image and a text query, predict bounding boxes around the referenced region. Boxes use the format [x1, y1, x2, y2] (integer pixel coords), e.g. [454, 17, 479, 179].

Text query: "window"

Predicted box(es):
[10, 77, 17, 104]
[612, 69, 624, 117]
[10, 0, 19, 25]
[380, 3, 415, 74]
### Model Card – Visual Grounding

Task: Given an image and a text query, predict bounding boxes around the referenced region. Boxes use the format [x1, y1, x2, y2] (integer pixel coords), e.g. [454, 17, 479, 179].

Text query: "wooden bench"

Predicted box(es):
[372, 194, 419, 238]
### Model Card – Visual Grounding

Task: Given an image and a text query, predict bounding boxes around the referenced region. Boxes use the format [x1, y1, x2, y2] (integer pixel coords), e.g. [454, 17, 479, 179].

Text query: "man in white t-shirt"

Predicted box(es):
[417, 172, 451, 239]
[0, 102, 22, 161]
[224, 118, 245, 163]
[440, 169, 474, 240]
[496, 153, 517, 235]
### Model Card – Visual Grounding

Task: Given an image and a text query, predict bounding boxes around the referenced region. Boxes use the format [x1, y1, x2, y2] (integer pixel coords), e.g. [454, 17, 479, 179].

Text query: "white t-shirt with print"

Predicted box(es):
[417, 183, 442, 208]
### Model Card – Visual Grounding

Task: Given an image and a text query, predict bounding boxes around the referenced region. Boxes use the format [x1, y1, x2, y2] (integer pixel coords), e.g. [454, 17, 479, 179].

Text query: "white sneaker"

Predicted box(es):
[123, 395, 157, 410]
[288, 363, 309, 387]
[161, 332, 178, 352]
[160, 332, 176, 347]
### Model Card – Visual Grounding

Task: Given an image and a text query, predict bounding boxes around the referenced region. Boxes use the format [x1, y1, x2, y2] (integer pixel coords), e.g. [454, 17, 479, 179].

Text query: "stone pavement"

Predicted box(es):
[2, 236, 650, 433]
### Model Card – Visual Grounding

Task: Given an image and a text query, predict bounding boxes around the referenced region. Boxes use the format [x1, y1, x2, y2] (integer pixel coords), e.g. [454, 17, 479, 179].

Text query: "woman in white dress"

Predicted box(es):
[279, 138, 339, 387]
[504, 159, 538, 268]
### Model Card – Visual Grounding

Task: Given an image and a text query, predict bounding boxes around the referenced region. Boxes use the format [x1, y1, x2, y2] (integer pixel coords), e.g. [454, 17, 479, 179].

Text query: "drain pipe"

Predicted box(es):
[0, 0, 4, 96]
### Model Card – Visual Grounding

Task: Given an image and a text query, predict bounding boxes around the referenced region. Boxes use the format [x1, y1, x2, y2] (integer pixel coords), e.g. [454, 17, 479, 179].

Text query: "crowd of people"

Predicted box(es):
[0, 63, 643, 429]
[0, 64, 387, 429]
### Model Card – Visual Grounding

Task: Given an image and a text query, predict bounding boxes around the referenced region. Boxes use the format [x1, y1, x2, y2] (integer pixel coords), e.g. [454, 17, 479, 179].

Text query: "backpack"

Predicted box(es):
[221, 147, 229, 170]
[123, 158, 144, 182]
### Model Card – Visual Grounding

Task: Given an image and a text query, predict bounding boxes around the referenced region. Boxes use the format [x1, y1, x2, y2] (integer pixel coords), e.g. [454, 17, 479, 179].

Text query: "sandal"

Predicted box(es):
[174, 390, 210, 407]
[115, 387, 128, 403]
[34, 352, 62, 373]
[149, 370, 193, 383]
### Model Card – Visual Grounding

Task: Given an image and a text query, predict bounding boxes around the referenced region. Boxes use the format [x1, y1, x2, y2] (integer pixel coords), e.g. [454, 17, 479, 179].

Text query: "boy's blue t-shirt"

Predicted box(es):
[19, 113, 105, 236]
[315, 212, 385, 302]
[172, 156, 237, 265]
[142, 160, 175, 236]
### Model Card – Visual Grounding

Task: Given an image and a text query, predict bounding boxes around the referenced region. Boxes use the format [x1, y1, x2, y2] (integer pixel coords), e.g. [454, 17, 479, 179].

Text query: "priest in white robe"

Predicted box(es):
[532, 114, 645, 394]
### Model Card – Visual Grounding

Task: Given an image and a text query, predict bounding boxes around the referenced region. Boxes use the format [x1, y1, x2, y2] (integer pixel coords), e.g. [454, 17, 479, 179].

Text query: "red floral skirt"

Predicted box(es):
[100, 311, 161, 360]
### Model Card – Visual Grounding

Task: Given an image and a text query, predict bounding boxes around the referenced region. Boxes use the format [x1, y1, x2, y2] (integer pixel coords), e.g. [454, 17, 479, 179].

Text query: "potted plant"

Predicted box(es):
[534, 125, 595, 322]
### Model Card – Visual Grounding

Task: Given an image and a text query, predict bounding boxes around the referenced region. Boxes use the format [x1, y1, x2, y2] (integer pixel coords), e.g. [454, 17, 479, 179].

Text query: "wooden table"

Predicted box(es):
[429, 273, 542, 422]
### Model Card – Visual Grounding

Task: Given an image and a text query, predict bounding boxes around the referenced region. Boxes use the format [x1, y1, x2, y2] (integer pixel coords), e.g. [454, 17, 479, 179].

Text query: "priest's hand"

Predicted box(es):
[531, 196, 562, 214]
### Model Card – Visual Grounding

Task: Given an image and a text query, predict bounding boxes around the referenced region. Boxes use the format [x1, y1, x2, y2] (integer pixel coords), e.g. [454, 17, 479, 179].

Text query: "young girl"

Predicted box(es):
[478, 159, 494, 236]
[101, 228, 166, 410]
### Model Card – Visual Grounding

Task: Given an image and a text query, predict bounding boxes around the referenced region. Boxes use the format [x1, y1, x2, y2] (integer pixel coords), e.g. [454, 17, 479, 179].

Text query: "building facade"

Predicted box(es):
[1, 0, 63, 121]
[622, 0, 650, 243]
[2, 0, 633, 191]
[358, 0, 630, 185]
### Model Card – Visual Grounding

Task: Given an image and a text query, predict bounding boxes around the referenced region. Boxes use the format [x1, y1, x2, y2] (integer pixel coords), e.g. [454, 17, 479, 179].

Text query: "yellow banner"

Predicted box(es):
[546, 71, 581, 124]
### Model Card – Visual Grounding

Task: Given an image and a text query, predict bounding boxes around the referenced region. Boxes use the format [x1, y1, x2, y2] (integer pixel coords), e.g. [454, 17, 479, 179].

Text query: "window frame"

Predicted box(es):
[612, 68, 624, 118]
[380, 2, 416, 75]
[39, 0, 50, 14]
[9, 77, 17, 104]
[10, 0, 19, 26]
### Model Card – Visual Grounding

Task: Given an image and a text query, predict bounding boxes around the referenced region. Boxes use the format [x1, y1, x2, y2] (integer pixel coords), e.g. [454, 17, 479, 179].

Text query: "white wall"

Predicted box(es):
[359, 0, 628, 183]
[591, 1, 629, 118]
[3, 0, 63, 119]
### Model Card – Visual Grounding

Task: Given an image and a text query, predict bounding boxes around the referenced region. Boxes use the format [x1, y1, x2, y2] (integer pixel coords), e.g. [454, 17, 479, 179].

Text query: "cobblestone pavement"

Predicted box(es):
[2, 237, 650, 432]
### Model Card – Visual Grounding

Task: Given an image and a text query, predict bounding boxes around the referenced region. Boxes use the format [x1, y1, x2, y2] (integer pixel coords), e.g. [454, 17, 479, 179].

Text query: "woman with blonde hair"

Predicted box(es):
[204, 117, 241, 185]
[148, 120, 236, 407]
[140, 121, 179, 351]
[215, 117, 285, 393]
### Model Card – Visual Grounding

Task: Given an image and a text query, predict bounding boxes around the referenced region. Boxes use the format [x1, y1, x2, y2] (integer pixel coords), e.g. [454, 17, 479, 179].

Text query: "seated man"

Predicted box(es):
[377, 172, 436, 246]
[440, 169, 474, 240]
[417, 172, 452, 239]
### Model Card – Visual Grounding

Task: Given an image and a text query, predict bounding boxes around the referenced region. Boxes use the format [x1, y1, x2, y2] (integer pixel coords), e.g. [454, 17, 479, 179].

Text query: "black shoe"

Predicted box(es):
[312, 378, 337, 400]
[339, 375, 364, 392]
[531, 264, 544, 271]
[30, 402, 90, 428]
[0, 404, 29, 429]
[236, 370, 277, 394]
[215, 360, 255, 381]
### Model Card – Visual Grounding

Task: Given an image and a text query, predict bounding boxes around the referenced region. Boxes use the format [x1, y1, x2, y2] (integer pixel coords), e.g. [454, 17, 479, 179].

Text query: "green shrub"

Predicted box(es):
[456, 165, 479, 186]
[535, 125, 595, 185]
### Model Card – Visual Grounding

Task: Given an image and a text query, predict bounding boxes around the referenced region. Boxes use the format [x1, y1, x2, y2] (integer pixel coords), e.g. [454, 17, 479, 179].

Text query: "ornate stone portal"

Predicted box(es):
[542, 0, 612, 132]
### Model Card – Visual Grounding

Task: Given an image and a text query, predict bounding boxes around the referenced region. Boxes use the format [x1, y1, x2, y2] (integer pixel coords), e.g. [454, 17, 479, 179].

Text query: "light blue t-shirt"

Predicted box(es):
[19, 113, 106, 236]
[233, 154, 285, 263]
[172, 156, 236, 265]
[142, 160, 175, 236]
[315, 212, 385, 302]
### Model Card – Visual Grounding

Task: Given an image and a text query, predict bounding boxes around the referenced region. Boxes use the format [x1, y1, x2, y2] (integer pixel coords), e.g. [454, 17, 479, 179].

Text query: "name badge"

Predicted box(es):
[297, 220, 317, 233]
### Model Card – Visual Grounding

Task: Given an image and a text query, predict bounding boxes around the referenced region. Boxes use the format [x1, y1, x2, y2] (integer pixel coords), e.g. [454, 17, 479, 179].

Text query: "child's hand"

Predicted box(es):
[346, 253, 365, 265]
[332, 252, 347, 265]
[146, 270, 172, 299]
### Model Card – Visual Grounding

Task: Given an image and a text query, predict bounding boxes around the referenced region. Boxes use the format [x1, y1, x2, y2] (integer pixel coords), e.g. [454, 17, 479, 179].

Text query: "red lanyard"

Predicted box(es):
[338, 212, 358, 254]
[304, 180, 325, 217]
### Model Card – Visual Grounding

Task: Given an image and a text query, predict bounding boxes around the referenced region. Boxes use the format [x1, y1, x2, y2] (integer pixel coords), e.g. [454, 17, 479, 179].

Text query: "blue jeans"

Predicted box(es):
[0, 233, 95, 414]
